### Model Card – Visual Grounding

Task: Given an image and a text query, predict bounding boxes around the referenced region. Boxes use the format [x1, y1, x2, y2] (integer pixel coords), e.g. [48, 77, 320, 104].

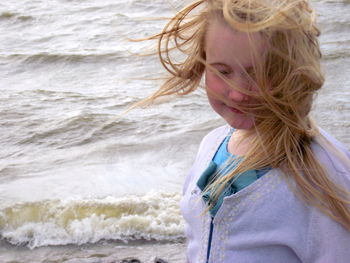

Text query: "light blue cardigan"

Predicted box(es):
[180, 125, 350, 263]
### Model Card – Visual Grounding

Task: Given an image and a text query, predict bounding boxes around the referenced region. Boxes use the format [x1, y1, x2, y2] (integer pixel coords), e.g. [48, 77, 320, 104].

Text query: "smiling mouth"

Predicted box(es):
[228, 106, 243, 114]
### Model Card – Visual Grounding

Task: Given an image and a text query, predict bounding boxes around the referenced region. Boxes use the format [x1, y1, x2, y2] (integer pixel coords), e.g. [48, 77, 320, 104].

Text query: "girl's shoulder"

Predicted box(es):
[312, 128, 350, 182]
[183, 125, 230, 192]
[317, 128, 349, 156]
[196, 125, 231, 156]
[201, 125, 231, 143]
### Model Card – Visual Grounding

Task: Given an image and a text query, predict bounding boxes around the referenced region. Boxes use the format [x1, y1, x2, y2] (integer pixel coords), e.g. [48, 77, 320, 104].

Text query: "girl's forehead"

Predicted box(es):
[205, 19, 267, 66]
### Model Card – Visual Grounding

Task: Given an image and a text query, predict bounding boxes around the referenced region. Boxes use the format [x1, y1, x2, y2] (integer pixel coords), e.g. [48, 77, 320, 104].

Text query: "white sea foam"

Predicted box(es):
[0, 191, 184, 249]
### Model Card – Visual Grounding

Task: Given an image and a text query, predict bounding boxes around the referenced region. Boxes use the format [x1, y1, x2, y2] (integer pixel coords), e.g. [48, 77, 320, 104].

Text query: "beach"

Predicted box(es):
[0, 240, 186, 263]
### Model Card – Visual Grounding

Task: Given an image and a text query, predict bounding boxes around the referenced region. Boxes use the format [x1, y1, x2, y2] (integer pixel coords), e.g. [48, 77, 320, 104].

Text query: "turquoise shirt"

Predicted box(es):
[197, 133, 269, 217]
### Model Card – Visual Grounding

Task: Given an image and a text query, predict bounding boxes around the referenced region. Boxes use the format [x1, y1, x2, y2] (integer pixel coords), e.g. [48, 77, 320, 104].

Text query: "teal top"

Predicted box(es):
[197, 132, 270, 217]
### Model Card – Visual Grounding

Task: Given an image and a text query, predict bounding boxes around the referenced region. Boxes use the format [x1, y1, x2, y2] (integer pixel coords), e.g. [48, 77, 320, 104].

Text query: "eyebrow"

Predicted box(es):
[208, 62, 228, 66]
[208, 62, 254, 71]
[207, 62, 233, 70]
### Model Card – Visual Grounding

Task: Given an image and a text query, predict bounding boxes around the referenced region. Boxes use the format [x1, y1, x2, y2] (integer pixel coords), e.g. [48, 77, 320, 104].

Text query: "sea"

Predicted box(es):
[0, 0, 349, 262]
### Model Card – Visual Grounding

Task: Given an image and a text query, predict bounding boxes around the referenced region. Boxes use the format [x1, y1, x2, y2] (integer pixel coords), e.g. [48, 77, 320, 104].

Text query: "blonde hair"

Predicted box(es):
[137, 0, 350, 230]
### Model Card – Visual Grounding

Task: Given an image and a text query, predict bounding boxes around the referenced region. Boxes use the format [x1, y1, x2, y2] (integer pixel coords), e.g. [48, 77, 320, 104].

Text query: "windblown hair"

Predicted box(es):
[138, 0, 350, 230]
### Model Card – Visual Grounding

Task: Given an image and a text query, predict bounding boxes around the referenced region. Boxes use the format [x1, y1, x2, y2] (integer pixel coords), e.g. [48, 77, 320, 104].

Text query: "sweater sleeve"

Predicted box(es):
[305, 191, 350, 263]
[306, 130, 350, 262]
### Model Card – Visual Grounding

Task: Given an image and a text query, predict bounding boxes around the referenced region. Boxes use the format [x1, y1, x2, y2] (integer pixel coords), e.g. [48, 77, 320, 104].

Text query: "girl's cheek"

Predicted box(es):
[205, 70, 224, 95]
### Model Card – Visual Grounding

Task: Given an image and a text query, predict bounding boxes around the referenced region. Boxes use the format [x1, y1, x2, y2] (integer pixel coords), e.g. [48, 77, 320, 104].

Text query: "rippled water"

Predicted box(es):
[0, 0, 349, 262]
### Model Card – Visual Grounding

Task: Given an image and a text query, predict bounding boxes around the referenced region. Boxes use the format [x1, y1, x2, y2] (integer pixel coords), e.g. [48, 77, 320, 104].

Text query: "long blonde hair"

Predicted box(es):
[137, 0, 350, 230]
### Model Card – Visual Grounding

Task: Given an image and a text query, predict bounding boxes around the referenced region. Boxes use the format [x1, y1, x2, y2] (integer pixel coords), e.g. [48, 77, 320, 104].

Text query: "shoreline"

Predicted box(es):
[0, 239, 186, 263]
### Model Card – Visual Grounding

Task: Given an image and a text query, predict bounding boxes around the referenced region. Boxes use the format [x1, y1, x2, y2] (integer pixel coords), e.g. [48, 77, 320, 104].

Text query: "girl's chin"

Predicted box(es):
[226, 117, 255, 130]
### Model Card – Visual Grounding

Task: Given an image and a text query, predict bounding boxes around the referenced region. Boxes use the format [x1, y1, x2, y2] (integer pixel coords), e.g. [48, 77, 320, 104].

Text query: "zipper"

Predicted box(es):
[206, 217, 214, 263]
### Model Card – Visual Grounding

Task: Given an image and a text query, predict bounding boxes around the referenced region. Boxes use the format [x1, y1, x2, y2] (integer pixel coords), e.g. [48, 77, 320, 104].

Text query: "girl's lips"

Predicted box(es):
[228, 106, 243, 114]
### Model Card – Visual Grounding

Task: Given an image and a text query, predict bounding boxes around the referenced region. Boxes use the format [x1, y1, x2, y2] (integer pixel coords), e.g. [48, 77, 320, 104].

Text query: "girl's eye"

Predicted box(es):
[215, 66, 231, 75]
[208, 63, 232, 76]
[219, 70, 231, 75]
[246, 67, 256, 80]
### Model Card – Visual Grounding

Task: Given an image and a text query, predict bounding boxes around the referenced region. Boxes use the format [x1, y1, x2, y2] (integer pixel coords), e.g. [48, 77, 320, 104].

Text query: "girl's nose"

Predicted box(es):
[227, 75, 249, 102]
[227, 88, 246, 102]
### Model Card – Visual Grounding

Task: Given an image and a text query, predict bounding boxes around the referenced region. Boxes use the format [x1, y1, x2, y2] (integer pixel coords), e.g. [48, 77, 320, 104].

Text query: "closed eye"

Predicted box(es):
[209, 63, 232, 75]
[219, 69, 231, 75]
[246, 66, 256, 79]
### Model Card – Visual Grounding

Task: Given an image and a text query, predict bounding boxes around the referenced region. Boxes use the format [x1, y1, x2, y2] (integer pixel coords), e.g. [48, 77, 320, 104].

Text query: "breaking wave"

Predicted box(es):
[0, 191, 185, 249]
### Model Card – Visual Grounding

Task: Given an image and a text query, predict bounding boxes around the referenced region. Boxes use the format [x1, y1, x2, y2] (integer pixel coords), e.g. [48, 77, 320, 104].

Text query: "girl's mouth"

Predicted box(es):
[228, 106, 243, 114]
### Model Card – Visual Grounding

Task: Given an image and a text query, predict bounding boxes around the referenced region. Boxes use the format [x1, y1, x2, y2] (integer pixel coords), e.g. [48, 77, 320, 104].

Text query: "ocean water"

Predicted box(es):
[0, 0, 349, 262]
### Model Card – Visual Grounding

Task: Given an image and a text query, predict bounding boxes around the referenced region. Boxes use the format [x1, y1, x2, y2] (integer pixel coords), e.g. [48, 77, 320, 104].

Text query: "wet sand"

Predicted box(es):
[0, 240, 186, 263]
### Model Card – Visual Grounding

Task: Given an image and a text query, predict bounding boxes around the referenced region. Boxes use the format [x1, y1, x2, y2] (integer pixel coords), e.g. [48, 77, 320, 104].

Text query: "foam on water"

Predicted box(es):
[0, 191, 184, 249]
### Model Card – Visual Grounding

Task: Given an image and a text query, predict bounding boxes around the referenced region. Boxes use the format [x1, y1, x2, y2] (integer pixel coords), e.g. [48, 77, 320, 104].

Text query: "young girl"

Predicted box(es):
[138, 0, 350, 262]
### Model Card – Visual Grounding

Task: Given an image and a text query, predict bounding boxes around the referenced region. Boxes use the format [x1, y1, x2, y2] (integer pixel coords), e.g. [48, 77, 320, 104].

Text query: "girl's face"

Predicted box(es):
[205, 19, 267, 130]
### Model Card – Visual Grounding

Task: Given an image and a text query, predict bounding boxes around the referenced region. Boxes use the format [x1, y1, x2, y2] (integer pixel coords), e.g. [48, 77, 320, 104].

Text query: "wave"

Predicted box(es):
[0, 89, 139, 148]
[4, 51, 128, 64]
[15, 113, 138, 149]
[0, 11, 34, 21]
[320, 0, 350, 4]
[0, 191, 184, 249]
[322, 49, 350, 60]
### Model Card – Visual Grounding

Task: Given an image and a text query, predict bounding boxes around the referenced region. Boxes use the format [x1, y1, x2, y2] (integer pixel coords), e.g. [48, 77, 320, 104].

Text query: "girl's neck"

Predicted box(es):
[227, 129, 256, 156]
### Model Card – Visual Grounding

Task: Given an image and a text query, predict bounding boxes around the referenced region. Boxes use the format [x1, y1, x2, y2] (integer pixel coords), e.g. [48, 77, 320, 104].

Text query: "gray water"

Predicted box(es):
[0, 0, 349, 262]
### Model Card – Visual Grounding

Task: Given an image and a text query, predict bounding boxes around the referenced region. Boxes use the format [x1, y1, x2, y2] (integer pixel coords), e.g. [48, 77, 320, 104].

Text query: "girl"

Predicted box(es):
[137, 0, 350, 262]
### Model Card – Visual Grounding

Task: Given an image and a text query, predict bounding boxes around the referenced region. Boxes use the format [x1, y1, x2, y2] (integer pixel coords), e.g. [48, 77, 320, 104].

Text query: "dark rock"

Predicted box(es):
[154, 258, 168, 263]
[119, 257, 141, 263]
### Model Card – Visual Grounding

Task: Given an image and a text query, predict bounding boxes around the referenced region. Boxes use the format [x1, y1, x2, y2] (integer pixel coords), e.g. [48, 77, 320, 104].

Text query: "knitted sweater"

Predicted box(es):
[180, 125, 350, 263]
